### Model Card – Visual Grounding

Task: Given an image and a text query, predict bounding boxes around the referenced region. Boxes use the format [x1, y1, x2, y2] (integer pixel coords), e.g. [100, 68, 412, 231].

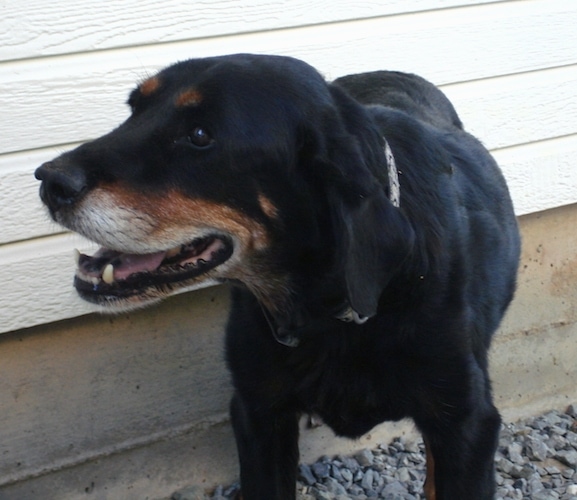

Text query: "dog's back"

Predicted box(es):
[334, 71, 463, 130]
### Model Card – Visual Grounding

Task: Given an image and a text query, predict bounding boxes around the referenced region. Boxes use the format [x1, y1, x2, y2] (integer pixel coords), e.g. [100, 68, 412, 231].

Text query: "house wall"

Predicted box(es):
[1, 0, 576, 497]
[1, 0, 577, 333]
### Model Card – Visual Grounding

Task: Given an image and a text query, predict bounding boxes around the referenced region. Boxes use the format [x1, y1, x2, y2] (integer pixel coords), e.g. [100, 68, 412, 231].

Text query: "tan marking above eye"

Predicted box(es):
[258, 193, 278, 219]
[139, 76, 161, 97]
[176, 88, 203, 107]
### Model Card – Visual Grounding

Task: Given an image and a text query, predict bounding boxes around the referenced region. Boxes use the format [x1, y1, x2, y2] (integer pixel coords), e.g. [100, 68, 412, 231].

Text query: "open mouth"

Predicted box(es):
[74, 235, 233, 305]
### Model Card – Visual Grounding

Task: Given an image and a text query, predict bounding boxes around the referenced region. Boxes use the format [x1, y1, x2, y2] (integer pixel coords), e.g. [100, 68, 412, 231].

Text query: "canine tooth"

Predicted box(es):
[73, 249, 81, 265]
[102, 264, 115, 284]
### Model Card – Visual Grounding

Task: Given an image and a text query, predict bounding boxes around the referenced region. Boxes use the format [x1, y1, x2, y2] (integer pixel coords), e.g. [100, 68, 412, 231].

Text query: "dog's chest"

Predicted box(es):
[288, 337, 409, 438]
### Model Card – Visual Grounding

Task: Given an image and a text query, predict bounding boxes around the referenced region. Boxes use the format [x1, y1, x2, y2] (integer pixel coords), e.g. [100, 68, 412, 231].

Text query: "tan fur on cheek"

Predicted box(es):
[74, 184, 289, 312]
[100, 185, 270, 252]
[71, 188, 159, 253]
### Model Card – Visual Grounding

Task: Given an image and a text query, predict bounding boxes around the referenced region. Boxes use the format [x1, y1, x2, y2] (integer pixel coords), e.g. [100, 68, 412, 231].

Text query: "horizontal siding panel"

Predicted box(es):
[442, 65, 577, 150]
[0, 234, 97, 334]
[1, 0, 504, 62]
[0, 234, 216, 334]
[493, 135, 577, 216]
[1, 1, 576, 155]
[286, 0, 577, 83]
[0, 149, 64, 245]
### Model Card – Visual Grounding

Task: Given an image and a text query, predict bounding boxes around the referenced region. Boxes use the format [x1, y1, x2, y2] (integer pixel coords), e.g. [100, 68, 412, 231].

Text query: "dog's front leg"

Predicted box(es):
[230, 392, 299, 500]
[417, 395, 501, 499]
[412, 353, 502, 499]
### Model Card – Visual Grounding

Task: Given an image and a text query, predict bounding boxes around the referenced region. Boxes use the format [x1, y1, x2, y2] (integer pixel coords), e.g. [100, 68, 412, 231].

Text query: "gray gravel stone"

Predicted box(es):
[526, 435, 551, 461]
[381, 480, 409, 497]
[507, 442, 525, 464]
[556, 449, 577, 467]
[360, 468, 375, 490]
[299, 463, 317, 486]
[312, 461, 331, 481]
[354, 449, 374, 467]
[324, 476, 348, 497]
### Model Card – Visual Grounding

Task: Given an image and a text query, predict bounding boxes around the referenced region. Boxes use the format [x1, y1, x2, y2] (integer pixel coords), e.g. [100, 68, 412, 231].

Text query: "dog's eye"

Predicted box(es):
[173, 126, 214, 150]
[186, 127, 213, 148]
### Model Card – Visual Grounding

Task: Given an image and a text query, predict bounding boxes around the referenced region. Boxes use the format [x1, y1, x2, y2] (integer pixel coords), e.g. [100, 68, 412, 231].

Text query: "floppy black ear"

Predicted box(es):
[309, 85, 415, 319]
[331, 186, 415, 319]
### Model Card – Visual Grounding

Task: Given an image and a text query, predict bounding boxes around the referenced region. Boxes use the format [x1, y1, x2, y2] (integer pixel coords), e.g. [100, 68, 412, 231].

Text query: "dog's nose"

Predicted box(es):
[35, 161, 88, 212]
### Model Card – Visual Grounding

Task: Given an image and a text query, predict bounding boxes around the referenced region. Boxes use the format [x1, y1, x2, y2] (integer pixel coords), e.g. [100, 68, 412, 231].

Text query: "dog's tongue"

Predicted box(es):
[78, 248, 167, 281]
[110, 251, 167, 280]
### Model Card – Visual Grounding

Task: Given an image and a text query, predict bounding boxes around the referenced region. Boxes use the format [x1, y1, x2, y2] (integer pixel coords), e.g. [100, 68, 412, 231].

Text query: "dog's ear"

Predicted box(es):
[330, 185, 414, 319]
[301, 85, 415, 319]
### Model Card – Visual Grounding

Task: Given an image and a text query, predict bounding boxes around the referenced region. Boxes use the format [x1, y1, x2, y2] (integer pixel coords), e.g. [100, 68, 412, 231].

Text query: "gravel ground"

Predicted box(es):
[173, 405, 577, 500]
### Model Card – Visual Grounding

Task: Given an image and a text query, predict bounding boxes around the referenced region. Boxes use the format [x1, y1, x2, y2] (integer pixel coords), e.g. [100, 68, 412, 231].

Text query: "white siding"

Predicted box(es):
[1, 0, 576, 333]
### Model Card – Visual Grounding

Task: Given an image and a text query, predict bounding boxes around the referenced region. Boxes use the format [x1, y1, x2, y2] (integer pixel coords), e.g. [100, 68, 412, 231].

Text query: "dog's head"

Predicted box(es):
[36, 54, 413, 324]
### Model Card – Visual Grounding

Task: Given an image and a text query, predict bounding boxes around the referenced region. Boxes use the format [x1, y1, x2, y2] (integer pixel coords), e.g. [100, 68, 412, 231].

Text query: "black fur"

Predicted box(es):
[224, 60, 520, 499]
[35, 54, 521, 499]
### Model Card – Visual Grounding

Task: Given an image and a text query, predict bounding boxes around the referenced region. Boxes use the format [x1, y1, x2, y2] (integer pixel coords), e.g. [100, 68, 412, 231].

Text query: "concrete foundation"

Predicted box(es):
[0, 203, 576, 500]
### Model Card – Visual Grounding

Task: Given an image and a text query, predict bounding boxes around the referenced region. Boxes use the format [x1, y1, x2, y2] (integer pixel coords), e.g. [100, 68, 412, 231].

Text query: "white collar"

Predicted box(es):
[384, 139, 400, 208]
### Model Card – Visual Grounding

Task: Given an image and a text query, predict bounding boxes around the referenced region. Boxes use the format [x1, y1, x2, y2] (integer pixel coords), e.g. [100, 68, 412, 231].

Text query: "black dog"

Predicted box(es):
[35, 54, 520, 499]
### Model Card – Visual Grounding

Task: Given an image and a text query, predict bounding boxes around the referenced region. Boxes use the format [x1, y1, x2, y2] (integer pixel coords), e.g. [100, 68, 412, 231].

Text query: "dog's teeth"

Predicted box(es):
[102, 264, 115, 284]
[73, 248, 81, 266]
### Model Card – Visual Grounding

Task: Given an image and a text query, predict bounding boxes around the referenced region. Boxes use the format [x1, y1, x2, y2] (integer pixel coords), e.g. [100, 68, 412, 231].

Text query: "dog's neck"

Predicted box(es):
[263, 138, 400, 347]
